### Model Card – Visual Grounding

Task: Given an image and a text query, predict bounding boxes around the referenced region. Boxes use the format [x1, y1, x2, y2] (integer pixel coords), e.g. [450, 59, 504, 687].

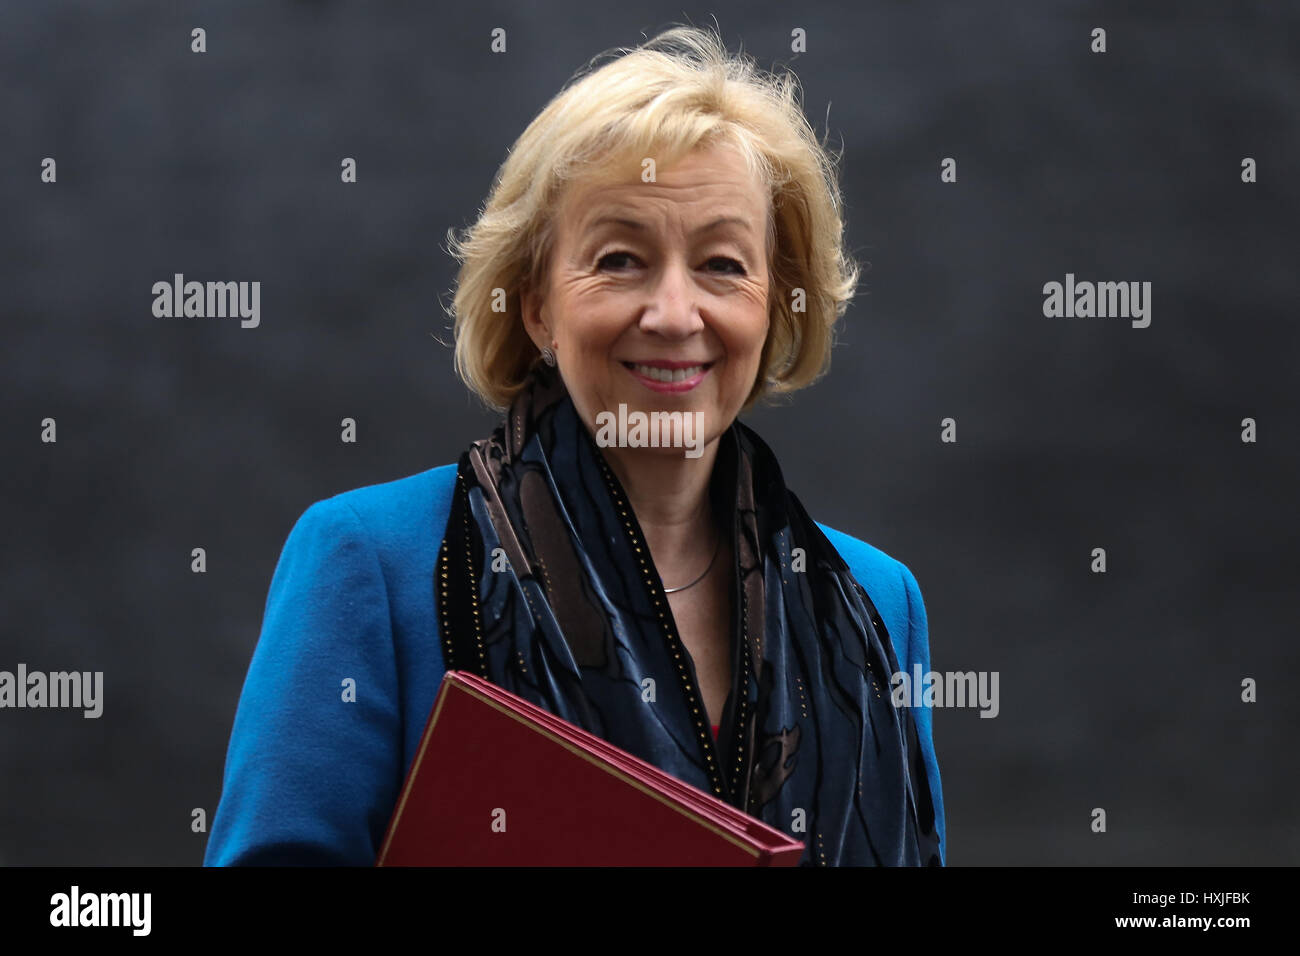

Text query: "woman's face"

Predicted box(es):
[522, 143, 771, 458]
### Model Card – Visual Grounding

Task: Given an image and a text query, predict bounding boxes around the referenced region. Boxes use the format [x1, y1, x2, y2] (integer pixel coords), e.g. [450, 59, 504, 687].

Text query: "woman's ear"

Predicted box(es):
[519, 283, 552, 353]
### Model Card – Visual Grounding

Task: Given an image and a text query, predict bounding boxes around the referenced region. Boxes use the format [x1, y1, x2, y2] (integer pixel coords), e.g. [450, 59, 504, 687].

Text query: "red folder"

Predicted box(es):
[375, 670, 806, 866]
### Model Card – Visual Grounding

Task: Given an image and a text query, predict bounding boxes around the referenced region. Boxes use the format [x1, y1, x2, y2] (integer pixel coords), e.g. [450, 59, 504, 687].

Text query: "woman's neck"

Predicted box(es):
[602, 440, 720, 574]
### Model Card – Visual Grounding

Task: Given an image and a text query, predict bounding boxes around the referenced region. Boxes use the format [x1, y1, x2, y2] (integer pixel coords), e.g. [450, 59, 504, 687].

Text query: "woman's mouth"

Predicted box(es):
[622, 360, 713, 392]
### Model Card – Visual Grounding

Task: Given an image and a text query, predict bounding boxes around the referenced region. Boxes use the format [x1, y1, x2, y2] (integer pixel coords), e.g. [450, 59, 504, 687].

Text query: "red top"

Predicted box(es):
[711, 724, 719, 739]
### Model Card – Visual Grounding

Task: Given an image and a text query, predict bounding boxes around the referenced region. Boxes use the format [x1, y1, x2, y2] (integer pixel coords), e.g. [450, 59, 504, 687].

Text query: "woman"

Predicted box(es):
[205, 26, 945, 867]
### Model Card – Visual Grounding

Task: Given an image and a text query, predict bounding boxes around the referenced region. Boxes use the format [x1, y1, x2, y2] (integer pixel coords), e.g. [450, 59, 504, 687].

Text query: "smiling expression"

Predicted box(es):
[521, 143, 773, 456]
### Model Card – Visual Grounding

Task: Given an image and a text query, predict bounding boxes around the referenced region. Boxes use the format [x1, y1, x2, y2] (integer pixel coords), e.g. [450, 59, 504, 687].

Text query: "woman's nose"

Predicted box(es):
[639, 258, 703, 338]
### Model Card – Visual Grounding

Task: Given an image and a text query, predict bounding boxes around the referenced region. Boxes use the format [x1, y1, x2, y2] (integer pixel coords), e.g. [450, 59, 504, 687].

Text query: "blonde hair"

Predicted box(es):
[445, 25, 859, 410]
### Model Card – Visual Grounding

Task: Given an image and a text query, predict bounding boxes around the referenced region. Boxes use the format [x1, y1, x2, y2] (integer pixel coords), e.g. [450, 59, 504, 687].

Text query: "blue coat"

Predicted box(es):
[203, 463, 947, 865]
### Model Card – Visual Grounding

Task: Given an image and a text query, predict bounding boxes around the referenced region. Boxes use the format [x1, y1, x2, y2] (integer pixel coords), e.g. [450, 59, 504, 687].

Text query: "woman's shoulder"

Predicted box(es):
[297, 470, 927, 613]
[283, 468, 926, 656]
[817, 522, 944, 864]
[817, 523, 923, 593]
[291, 468, 924, 612]
[815, 522, 927, 660]
[289, 463, 459, 553]
[320, 462, 458, 523]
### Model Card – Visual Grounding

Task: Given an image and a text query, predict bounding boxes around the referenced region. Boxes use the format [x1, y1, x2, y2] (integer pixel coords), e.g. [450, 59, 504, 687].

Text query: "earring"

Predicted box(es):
[541, 345, 556, 367]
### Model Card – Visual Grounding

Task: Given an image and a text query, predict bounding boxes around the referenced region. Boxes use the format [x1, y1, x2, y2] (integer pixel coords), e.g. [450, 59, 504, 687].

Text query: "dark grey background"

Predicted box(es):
[2, 0, 1296, 865]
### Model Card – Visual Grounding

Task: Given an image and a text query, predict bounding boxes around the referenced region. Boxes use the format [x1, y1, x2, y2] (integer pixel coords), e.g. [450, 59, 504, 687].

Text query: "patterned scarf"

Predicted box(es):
[436, 364, 941, 865]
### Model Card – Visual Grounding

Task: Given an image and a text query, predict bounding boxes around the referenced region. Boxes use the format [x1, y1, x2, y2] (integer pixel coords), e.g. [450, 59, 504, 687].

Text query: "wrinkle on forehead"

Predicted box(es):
[555, 144, 774, 259]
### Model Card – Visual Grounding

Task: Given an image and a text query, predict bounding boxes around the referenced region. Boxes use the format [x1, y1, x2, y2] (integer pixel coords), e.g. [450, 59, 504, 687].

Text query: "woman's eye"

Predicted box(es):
[596, 252, 745, 275]
[705, 256, 746, 275]
[597, 251, 637, 270]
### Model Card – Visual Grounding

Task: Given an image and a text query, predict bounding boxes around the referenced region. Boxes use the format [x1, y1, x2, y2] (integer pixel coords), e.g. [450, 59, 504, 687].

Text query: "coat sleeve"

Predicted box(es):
[203, 497, 403, 865]
[899, 561, 947, 865]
